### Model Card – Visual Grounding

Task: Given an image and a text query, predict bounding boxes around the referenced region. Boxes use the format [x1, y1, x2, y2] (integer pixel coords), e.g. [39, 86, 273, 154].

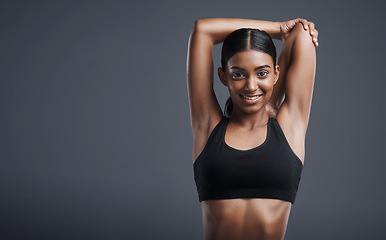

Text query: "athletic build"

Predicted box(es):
[187, 18, 318, 240]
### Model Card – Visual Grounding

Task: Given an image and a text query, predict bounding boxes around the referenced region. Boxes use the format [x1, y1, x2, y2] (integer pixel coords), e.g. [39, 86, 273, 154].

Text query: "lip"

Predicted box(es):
[240, 94, 263, 104]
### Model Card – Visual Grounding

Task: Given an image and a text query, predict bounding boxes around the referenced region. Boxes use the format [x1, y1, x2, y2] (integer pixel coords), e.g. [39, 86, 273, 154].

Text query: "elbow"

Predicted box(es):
[188, 19, 208, 44]
[193, 18, 212, 34]
[193, 19, 204, 33]
[293, 23, 313, 38]
[194, 19, 202, 26]
[189, 19, 203, 40]
[291, 23, 315, 48]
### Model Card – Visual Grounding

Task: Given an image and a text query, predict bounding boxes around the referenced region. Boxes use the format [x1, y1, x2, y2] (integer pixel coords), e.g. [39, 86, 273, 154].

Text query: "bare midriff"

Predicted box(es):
[201, 198, 292, 240]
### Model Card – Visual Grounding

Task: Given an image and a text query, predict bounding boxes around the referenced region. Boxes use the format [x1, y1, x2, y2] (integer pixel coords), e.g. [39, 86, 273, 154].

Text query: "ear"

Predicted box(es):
[218, 67, 228, 87]
[273, 65, 280, 85]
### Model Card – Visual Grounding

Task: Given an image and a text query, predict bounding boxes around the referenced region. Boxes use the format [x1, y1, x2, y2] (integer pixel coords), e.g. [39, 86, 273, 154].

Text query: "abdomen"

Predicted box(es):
[201, 198, 292, 240]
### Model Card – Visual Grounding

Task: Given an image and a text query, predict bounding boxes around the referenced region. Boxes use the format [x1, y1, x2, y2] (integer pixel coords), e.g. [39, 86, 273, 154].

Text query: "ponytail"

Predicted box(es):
[224, 96, 233, 118]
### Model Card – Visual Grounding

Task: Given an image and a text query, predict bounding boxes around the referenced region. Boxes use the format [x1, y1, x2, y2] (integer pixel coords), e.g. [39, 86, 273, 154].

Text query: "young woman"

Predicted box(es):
[187, 18, 318, 240]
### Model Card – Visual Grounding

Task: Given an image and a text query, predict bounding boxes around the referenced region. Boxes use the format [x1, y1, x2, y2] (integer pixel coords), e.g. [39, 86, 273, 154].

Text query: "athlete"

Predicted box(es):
[186, 18, 318, 240]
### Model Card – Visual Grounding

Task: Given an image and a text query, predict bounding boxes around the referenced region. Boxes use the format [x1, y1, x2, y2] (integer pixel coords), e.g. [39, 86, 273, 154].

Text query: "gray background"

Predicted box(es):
[1, 0, 385, 239]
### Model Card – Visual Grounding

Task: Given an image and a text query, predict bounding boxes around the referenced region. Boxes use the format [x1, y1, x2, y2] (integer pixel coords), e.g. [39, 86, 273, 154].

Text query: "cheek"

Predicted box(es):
[260, 78, 275, 91]
[260, 82, 272, 92]
[227, 81, 241, 93]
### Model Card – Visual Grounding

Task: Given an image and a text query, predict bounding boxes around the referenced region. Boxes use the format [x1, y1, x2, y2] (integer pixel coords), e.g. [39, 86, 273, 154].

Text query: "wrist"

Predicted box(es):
[268, 22, 283, 40]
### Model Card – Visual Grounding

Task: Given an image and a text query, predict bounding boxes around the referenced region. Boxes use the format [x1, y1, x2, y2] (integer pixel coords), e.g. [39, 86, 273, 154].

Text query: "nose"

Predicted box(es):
[246, 75, 259, 91]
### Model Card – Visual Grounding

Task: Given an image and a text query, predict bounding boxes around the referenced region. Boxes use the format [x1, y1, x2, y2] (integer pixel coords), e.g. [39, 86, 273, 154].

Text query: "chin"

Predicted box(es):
[237, 103, 266, 115]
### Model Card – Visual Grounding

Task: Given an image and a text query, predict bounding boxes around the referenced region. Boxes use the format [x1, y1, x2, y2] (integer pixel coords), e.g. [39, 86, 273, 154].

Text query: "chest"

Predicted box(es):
[224, 125, 268, 151]
[193, 117, 304, 204]
[200, 142, 300, 189]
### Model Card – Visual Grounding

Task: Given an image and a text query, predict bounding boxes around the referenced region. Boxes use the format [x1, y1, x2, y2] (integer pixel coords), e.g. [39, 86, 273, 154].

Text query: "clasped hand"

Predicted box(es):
[280, 18, 319, 47]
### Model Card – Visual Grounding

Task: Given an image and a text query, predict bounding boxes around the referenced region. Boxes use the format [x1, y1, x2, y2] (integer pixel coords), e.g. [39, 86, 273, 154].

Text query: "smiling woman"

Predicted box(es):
[219, 27, 279, 118]
[219, 49, 279, 117]
[187, 18, 317, 240]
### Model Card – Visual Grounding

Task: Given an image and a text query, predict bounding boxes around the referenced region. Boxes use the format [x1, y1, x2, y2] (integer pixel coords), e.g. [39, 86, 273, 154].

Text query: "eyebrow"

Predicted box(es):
[230, 65, 271, 71]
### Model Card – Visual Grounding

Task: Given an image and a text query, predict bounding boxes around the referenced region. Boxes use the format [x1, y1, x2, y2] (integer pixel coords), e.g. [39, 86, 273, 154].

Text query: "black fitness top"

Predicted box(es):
[193, 115, 303, 204]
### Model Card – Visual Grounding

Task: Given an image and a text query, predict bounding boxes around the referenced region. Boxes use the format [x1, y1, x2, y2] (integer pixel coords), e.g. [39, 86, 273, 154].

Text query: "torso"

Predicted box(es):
[201, 198, 291, 240]
[192, 111, 305, 240]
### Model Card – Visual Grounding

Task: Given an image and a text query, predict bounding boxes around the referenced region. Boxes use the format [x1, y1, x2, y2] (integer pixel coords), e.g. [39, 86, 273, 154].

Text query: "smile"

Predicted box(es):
[240, 94, 263, 103]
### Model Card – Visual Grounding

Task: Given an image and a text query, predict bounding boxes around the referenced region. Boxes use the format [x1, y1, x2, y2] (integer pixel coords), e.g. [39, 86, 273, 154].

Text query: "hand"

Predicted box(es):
[280, 18, 319, 47]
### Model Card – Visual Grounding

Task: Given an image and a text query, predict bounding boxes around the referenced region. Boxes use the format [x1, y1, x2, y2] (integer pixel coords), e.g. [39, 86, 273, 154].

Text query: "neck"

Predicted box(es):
[229, 105, 269, 130]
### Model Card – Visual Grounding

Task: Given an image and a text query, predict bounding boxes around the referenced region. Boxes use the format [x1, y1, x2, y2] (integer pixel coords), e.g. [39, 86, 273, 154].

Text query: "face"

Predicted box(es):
[218, 50, 280, 116]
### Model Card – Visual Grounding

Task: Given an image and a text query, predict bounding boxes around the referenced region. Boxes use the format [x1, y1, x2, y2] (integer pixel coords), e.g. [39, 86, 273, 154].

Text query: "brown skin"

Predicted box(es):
[187, 18, 317, 240]
[201, 199, 291, 240]
[218, 50, 280, 131]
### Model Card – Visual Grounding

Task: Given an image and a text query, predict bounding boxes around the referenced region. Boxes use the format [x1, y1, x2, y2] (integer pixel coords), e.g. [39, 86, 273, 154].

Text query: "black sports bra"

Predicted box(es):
[193, 115, 303, 204]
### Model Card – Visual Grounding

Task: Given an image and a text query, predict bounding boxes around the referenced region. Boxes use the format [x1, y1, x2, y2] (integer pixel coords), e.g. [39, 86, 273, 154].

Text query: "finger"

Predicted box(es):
[305, 22, 317, 45]
[299, 18, 309, 30]
[308, 22, 315, 35]
[311, 28, 318, 40]
[314, 35, 319, 46]
[313, 29, 319, 39]
[313, 35, 318, 47]
[309, 25, 318, 46]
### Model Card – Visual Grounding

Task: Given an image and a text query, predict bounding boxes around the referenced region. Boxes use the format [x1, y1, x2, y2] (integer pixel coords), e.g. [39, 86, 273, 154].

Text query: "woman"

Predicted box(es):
[187, 18, 318, 240]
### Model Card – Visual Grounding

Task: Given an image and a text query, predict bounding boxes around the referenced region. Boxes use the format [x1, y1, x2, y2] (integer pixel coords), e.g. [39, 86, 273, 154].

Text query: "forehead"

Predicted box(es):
[227, 50, 273, 69]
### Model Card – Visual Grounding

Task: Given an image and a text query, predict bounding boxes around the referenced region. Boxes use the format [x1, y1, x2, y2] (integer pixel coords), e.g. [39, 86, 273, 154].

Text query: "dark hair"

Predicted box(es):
[221, 28, 277, 118]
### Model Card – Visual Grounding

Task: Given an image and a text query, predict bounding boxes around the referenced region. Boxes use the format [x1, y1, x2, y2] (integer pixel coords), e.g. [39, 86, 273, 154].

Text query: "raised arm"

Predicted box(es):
[187, 18, 298, 135]
[275, 21, 318, 138]
[266, 19, 318, 117]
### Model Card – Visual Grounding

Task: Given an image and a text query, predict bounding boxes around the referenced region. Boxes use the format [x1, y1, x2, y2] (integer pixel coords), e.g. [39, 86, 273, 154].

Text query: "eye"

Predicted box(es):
[231, 72, 245, 79]
[258, 71, 268, 78]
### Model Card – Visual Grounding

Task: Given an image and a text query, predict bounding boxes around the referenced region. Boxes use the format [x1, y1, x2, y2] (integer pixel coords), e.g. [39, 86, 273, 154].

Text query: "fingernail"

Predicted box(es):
[311, 31, 314, 34]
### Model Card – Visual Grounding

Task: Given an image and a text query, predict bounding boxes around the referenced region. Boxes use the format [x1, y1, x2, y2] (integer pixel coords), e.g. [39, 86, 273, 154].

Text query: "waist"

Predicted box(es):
[201, 198, 292, 240]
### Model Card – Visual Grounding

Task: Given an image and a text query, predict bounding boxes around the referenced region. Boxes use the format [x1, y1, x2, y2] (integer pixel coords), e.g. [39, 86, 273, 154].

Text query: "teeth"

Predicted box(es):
[242, 95, 260, 100]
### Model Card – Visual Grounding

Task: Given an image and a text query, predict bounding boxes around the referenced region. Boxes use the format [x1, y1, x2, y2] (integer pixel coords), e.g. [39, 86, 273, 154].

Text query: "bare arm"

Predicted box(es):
[276, 22, 317, 136]
[187, 18, 317, 162]
[187, 18, 318, 123]
[193, 18, 282, 44]
[187, 18, 300, 133]
[267, 19, 318, 117]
